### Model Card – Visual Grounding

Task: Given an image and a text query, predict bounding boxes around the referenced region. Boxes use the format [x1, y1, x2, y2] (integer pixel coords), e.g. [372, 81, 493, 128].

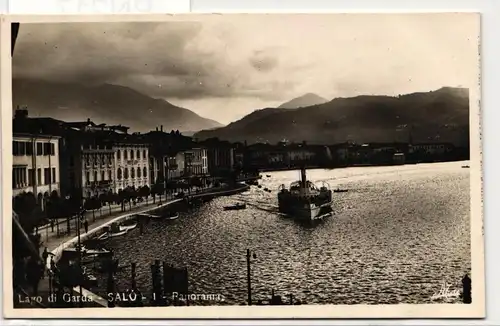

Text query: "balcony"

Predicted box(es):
[168, 164, 178, 170]
[86, 180, 113, 188]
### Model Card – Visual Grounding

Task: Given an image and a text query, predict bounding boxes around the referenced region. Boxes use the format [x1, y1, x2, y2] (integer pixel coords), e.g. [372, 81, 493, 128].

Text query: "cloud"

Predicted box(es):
[12, 14, 479, 123]
[13, 21, 303, 102]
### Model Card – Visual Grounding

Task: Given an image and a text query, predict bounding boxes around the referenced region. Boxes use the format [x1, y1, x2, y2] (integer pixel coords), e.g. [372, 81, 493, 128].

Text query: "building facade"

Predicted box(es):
[80, 143, 116, 198]
[114, 144, 150, 192]
[12, 133, 60, 209]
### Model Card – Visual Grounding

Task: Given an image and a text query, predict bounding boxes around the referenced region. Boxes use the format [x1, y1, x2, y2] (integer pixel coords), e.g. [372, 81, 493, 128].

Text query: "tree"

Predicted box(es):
[139, 185, 151, 204]
[105, 191, 115, 215]
[46, 190, 62, 234]
[118, 189, 126, 212]
[13, 192, 39, 234]
[151, 182, 165, 204]
[84, 197, 102, 222]
[98, 193, 107, 216]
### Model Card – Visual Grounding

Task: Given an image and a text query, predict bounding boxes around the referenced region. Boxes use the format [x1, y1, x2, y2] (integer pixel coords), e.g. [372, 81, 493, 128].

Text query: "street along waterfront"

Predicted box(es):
[88, 161, 471, 305]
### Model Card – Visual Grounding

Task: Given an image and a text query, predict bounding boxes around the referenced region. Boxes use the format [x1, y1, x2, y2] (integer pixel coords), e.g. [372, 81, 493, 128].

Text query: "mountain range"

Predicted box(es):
[278, 93, 328, 109]
[12, 78, 223, 133]
[194, 87, 470, 146]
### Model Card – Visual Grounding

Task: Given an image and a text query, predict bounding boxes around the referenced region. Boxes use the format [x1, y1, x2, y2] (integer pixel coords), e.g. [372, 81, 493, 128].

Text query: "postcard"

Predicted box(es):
[1, 13, 484, 319]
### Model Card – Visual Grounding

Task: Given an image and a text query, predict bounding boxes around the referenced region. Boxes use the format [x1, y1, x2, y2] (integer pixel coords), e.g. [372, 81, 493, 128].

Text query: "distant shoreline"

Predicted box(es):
[258, 159, 469, 173]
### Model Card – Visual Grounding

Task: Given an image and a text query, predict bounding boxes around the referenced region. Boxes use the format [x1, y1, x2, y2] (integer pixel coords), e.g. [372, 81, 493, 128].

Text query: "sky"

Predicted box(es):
[13, 14, 479, 125]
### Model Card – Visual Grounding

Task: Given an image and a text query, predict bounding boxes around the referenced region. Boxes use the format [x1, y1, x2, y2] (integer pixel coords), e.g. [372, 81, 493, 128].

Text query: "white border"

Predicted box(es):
[1, 0, 499, 325]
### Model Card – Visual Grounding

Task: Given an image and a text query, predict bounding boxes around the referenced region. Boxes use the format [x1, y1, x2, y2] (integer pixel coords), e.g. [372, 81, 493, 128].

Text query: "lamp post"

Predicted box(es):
[246, 249, 257, 305]
[77, 207, 84, 307]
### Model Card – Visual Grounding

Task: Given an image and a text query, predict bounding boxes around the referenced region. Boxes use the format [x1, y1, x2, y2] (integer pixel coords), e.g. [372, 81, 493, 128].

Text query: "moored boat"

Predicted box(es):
[277, 166, 332, 221]
[224, 203, 247, 211]
[119, 222, 137, 232]
[97, 225, 128, 240]
[166, 213, 179, 220]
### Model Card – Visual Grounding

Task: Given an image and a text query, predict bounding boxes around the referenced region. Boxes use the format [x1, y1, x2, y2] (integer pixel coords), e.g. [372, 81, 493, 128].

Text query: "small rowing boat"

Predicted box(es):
[119, 222, 137, 232]
[97, 229, 128, 240]
[224, 203, 247, 211]
[166, 213, 179, 220]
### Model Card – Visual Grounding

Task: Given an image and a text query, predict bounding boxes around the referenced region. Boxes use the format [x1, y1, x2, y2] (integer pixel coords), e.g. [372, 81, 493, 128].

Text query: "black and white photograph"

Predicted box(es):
[2, 13, 483, 319]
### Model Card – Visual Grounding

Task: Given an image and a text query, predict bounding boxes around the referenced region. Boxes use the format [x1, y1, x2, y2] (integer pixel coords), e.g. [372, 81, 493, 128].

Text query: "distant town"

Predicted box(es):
[13, 105, 469, 230]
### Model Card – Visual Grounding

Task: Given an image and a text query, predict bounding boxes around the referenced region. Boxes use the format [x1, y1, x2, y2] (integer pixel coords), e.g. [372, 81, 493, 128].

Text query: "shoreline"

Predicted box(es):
[258, 159, 470, 173]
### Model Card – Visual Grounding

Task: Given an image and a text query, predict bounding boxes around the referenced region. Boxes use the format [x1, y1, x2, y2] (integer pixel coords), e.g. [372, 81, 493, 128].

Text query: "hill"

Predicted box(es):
[278, 93, 329, 109]
[12, 78, 223, 133]
[194, 87, 470, 147]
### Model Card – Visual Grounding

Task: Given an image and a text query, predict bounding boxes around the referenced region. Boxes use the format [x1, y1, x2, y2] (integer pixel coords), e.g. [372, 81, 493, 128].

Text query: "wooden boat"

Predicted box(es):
[97, 226, 128, 241]
[224, 203, 247, 211]
[119, 222, 137, 232]
[138, 213, 162, 219]
[166, 213, 179, 220]
[266, 175, 271, 177]
[462, 165, 470, 168]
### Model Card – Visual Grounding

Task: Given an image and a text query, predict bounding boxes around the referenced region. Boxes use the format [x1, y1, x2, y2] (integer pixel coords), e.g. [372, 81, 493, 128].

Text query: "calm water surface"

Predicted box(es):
[93, 161, 471, 305]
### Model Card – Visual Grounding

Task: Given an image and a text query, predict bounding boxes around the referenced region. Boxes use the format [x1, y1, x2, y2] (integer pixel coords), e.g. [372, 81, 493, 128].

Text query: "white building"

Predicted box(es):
[12, 133, 60, 208]
[166, 148, 208, 179]
[114, 144, 150, 191]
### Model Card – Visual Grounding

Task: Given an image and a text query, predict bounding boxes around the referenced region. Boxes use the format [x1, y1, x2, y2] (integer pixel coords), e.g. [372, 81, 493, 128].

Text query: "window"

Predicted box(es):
[101, 171, 105, 181]
[37, 168, 41, 185]
[94, 171, 98, 181]
[137, 150, 140, 159]
[117, 150, 121, 160]
[108, 170, 112, 180]
[137, 167, 141, 178]
[124, 168, 129, 179]
[43, 143, 50, 156]
[52, 168, 56, 183]
[131, 150, 134, 160]
[50, 143, 55, 155]
[13, 141, 19, 156]
[86, 172, 90, 183]
[20, 142, 26, 155]
[117, 168, 122, 180]
[143, 167, 147, 178]
[28, 168, 34, 186]
[131, 168, 135, 178]
[26, 143, 33, 155]
[12, 167, 27, 188]
[143, 150, 146, 159]
[36, 143, 43, 155]
[44, 168, 51, 184]
[124, 150, 128, 160]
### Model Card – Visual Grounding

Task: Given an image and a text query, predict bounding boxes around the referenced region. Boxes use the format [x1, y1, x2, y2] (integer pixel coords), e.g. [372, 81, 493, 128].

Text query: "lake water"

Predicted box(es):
[92, 161, 471, 305]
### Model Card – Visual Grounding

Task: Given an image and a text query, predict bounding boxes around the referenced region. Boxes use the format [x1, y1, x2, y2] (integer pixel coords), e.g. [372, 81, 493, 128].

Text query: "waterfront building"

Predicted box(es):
[12, 133, 61, 209]
[182, 147, 209, 177]
[143, 127, 194, 185]
[114, 142, 150, 192]
[198, 138, 235, 178]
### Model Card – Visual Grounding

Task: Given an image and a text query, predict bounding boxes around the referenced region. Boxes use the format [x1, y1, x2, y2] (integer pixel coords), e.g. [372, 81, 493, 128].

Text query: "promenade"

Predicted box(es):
[40, 194, 171, 253]
[17, 182, 252, 308]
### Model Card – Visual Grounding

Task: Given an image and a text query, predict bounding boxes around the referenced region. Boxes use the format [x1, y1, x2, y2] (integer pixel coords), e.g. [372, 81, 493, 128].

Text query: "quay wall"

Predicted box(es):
[49, 182, 251, 307]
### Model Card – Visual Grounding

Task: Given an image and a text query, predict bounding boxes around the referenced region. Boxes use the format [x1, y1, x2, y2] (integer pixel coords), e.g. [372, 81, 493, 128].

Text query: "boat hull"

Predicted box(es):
[278, 199, 332, 221]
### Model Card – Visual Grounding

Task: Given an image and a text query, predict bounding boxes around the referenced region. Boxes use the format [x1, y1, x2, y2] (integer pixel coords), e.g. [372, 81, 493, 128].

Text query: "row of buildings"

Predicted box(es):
[12, 107, 469, 212]
[12, 109, 219, 211]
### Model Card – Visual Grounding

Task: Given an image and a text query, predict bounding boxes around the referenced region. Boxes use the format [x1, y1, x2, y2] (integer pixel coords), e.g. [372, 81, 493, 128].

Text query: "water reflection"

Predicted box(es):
[92, 162, 471, 305]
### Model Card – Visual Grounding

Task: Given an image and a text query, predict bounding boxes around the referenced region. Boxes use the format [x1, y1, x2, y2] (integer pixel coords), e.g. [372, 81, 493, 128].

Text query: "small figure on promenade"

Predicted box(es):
[83, 219, 89, 233]
[42, 247, 49, 264]
[50, 219, 55, 232]
[462, 273, 472, 304]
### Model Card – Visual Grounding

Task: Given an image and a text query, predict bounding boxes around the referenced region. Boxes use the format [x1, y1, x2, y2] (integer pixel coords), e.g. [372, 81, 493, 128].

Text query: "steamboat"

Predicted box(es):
[277, 167, 333, 221]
